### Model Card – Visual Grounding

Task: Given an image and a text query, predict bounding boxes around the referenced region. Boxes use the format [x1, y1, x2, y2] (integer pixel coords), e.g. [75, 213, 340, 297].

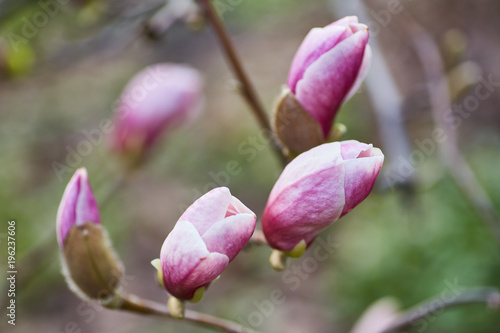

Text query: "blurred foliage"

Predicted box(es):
[1, 0, 500, 332]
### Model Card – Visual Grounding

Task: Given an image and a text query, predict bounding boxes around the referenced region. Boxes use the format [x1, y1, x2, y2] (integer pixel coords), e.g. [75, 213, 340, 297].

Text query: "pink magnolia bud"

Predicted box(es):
[57, 168, 123, 301]
[57, 168, 100, 248]
[287, 16, 372, 138]
[112, 63, 204, 156]
[157, 187, 256, 301]
[262, 141, 384, 253]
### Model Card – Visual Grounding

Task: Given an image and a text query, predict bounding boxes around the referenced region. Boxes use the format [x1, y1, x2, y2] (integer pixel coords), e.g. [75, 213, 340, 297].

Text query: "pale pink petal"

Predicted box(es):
[161, 221, 212, 299]
[263, 143, 348, 250]
[341, 145, 384, 216]
[178, 187, 231, 235]
[340, 140, 374, 160]
[226, 196, 255, 217]
[268, 142, 344, 203]
[263, 165, 346, 251]
[202, 213, 256, 261]
[163, 233, 228, 301]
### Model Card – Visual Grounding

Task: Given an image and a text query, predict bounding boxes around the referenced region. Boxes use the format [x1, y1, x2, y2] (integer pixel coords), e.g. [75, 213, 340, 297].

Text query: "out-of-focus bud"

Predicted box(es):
[262, 141, 383, 266]
[146, 0, 204, 38]
[350, 297, 400, 333]
[57, 168, 123, 302]
[275, 16, 371, 154]
[152, 187, 256, 316]
[111, 63, 204, 158]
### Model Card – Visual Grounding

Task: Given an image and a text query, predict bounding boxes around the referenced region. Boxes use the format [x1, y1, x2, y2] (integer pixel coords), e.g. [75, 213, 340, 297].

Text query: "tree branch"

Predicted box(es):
[114, 293, 262, 333]
[378, 287, 500, 333]
[198, 0, 287, 166]
[405, 17, 500, 245]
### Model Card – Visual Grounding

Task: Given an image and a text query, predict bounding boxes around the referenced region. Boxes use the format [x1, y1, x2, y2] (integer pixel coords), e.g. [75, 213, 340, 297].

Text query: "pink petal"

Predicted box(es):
[176, 252, 229, 300]
[226, 195, 254, 217]
[161, 220, 224, 299]
[113, 64, 203, 152]
[341, 145, 384, 216]
[263, 143, 347, 251]
[287, 25, 348, 93]
[268, 142, 344, 204]
[340, 140, 374, 160]
[263, 165, 346, 251]
[295, 29, 369, 137]
[202, 213, 256, 261]
[75, 170, 101, 226]
[178, 187, 232, 235]
[343, 45, 372, 103]
[56, 168, 100, 248]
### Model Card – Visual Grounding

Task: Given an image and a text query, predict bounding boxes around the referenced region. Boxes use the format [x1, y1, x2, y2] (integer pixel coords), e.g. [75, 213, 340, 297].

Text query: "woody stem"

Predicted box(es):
[111, 293, 262, 333]
[378, 287, 500, 333]
[198, 0, 288, 166]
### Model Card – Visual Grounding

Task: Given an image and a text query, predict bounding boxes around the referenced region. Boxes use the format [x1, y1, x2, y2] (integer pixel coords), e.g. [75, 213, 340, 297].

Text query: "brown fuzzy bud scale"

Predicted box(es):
[272, 88, 325, 157]
[62, 222, 123, 301]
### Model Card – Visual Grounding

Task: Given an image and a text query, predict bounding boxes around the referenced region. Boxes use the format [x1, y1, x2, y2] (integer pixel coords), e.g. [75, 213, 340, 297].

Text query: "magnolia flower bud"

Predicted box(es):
[153, 187, 256, 307]
[57, 168, 123, 301]
[112, 63, 204, 157]
[275, 16, 371, 153]
[262, 141, 383, 256]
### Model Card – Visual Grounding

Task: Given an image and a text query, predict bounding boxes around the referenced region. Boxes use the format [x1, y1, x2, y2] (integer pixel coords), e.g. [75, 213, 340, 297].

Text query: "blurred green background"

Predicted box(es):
[1, 0, 500, 332]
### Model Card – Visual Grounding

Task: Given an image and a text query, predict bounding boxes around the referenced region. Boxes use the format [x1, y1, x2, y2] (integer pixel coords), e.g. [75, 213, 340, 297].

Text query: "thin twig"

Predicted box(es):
[406, 18, 500, 244]
[198, 0, 287, 166]
[115, 293, 262, 333]
[378, 287, 500, 333]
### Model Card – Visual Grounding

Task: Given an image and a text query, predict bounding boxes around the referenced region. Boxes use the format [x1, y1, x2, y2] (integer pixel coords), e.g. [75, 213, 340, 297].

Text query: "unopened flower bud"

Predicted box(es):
[111, 63, 204, 158]
[153, 187, 256, 304]
[276, 16, 372, 154]
[57, 168, 123, 302]
[262, 141, 384, 256]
